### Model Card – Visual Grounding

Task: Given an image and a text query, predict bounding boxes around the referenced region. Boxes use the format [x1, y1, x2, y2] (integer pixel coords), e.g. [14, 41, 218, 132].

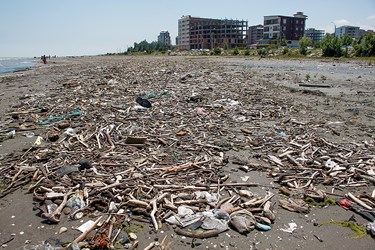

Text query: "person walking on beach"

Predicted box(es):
[41, 55, 47, 64]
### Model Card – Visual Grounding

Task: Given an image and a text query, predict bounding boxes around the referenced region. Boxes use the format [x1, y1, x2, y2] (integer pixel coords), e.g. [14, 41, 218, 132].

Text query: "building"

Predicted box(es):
[177, 15, 248, 50]
[247, 25, 264, 45]
[261, 11, 307, 47]
[335, 26, 360, 38]
[158, 31, 171, 46]
[304, 28, 325, 42]
[359, 29, 374, 37]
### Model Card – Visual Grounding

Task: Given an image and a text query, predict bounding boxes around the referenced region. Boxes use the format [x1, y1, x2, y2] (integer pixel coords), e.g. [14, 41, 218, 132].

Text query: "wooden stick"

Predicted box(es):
[128, 240, 139, 250]
[347, 192, 373, 210]
[150, 199, 158, 231]
[41, 191, 71, 223]
[144, 241, 158, 250]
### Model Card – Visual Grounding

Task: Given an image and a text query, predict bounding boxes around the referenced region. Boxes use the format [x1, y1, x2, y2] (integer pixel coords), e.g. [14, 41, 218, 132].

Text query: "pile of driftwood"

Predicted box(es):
[0, 57, 374, 248]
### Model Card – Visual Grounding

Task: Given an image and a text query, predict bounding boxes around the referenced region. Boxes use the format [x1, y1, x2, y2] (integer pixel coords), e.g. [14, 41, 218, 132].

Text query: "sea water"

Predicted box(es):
[0, 57, 38, 74]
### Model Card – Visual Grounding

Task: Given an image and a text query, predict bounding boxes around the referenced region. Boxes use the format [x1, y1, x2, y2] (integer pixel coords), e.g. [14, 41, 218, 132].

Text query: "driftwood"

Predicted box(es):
[175, 228, 220, 238]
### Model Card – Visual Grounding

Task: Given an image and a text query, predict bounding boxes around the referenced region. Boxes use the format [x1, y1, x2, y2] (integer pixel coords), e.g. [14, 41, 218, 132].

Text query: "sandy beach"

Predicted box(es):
[0, 55, 374, 250]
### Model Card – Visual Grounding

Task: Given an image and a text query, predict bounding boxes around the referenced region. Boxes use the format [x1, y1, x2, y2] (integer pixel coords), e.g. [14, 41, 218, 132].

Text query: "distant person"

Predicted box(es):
[41, 55, 47, 64]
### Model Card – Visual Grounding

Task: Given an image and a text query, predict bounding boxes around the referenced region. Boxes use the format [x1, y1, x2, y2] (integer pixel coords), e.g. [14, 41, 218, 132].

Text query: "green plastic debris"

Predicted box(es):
[143, 89, 172, 99]
[321, 221, 368, 239]
[36, 108, 81, 125]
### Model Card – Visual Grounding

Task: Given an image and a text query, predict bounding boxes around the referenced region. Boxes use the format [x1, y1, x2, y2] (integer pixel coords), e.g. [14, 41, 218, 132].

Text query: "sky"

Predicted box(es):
[1, 0, 374, 57]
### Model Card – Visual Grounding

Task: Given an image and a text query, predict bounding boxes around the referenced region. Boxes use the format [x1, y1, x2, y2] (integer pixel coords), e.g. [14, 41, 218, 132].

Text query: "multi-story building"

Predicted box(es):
[247, 25, 264, 45]
[158, 31, 171, 46]
[304, 28, 325, 43]
[335, 25, 359, 38]
[177, 15, 248, 50]
[335, 25, 360, 38]
[359, 29, 374, 37]
[261, 12, 307, 47]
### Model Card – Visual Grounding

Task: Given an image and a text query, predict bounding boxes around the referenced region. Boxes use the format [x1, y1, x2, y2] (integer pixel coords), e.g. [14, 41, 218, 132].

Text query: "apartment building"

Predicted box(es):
[305, 28, 325, 42]
[262, 12, 307, 47]
[247, 25, 264, 45]
[177, 15, 248, 50]
[158, 31, 171, 46]
[335, 25, 360, 38]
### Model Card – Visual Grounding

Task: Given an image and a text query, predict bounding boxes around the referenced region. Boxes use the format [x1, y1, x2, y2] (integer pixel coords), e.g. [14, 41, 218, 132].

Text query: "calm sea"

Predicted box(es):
[0, 57, 39, 74]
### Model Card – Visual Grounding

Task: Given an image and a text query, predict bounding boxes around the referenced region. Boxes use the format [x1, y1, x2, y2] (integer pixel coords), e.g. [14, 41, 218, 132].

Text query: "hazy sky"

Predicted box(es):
[1, 0, 374, 57]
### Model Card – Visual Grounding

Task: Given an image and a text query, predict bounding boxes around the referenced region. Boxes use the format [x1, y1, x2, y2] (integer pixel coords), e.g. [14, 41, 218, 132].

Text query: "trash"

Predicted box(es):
[136, 96, 152, 108]
[279, 131, 285, 137]
[63, 128, 76, 137]
[366, 221, 375, 237]
[34, 136, 44, 146]
[338, 199, 375, 222]
[77, 220, 96, 233]
[56, 165, 78, 177]
[280, 222, 297, 233]
[144, 89, 172, 99]
[78, 159, 92, 171]
[66, 190, 85, 219]
[108, 79, 118, 85]
[229, 210, 256, 234]
[325, 159, 338, 169]
[166, 206, 229, 232]
[0, 130, 15, 142]
[24, 132, 35, 138]
[256, 222, 272, 231]
[36, 108, 81, 125]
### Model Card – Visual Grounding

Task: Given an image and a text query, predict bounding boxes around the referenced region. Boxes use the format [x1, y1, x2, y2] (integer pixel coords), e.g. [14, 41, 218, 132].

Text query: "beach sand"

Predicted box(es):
[0, 55, 374, 249]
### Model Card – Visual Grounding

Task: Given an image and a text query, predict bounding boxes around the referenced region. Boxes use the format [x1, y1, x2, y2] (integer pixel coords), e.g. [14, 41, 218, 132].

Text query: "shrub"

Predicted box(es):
[257, 48, 268, 57]
[213, 47, 221, 55]
[232, 47, 239, 55]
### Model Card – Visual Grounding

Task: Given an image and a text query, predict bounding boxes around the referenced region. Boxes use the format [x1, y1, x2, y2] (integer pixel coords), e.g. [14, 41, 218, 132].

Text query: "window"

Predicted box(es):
[283, 19, 286, 24]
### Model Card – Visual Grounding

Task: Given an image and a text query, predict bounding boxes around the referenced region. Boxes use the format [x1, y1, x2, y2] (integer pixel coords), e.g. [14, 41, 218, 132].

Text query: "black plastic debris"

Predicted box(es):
[136, 96, 152, 108]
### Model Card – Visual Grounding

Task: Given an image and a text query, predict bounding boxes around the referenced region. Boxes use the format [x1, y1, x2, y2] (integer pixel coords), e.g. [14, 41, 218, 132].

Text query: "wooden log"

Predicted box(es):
[175, 228, 220, 239]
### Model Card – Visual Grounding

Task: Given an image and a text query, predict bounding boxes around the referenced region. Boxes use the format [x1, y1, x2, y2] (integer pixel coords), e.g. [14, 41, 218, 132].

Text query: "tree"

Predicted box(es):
[127, 40, 172, 53]
[355, 32, 375, 56]
[321, 34, 343, 57]
[341, 34, 353, 57]
[299, 37, 313, 55]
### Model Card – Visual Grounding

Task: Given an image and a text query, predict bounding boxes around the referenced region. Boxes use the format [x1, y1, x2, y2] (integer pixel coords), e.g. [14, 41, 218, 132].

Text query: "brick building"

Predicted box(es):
[262, 12, 307, 47]
[177, 15, 248, 50]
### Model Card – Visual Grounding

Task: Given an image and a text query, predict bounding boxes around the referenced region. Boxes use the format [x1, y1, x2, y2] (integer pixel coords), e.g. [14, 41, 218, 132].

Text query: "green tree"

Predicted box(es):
[299, 37, 313, 55]
[355, 32, 375, 56]
[321, 34, 343, 57]
[341, 34, 353, 56]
